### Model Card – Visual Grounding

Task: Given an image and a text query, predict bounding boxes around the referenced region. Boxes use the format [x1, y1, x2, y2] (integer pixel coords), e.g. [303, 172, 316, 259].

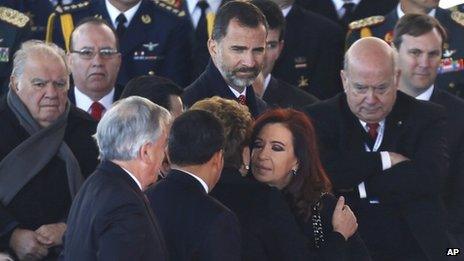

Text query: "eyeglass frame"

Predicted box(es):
[70, 47, 120, 60]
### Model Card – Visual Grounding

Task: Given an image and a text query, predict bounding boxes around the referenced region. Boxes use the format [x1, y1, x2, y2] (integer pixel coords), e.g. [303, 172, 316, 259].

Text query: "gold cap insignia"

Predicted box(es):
[0, 7, 30, 28]
[141, 14, 152, 24]
[349, 16, 385, 30]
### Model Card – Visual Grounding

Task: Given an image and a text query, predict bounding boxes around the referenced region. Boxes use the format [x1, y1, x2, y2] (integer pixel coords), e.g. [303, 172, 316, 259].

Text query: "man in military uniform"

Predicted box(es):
[46, 0, 194, 87]
[270, 0, 345, 100]
[2, 0, 55, 40]
[346, 0, 464, 98]
[0, 6, 30, 94]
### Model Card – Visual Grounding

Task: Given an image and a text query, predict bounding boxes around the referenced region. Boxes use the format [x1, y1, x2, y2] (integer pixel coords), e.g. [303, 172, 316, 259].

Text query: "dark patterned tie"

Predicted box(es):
[367, 122, 380, 141]
[90, 102, 105, 121]
[116, 13, 127, 39]
[341, 1, 355, 26]
[196, 0, 209, 51]
[237, 95, 246, 105]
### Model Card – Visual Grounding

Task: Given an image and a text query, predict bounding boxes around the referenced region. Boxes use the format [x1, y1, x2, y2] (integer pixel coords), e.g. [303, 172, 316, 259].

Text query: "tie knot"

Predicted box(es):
[197, 0, 209, 11]
[90, 101, 105, 121]
[116, 13, 127, 26]
[237, 95, 246, 105]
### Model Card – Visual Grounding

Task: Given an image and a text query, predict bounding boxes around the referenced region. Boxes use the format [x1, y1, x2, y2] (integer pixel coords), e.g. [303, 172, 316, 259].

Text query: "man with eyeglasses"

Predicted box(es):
[67, 17, 121, 121]
[46, 0, 193, 87]
[304, 37, 449, 260]
[0, 40, 99, 260]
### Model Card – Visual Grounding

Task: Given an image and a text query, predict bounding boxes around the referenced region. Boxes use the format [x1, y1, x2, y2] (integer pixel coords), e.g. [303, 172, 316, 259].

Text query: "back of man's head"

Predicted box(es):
[212, 0, 268, 42]
[393, 13, 446, 50]
[95, 96, 171, 161]
[168, 110, 224, 166]
[251, 0, 285, 41]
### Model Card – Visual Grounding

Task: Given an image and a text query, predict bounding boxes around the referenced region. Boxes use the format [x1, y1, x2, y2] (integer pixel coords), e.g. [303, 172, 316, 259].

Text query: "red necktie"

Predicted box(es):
[237, 95, 246, 105]
[367, 123, 380, 140]
[90, 102, 105, 121]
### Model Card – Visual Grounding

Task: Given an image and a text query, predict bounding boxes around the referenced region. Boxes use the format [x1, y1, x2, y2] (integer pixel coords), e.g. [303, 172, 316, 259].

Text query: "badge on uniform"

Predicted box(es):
[294, 56, 307, 69]
[133, 42, 160, 61]
[0, 47, 9, 63]
[141, 14, 151, 24]
[298, 76, 309, 88]
[438, 45, 463, 74]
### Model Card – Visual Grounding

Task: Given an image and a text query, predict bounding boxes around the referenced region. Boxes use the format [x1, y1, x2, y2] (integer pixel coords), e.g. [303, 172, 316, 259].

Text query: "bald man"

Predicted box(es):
[304, 37, 449, 260]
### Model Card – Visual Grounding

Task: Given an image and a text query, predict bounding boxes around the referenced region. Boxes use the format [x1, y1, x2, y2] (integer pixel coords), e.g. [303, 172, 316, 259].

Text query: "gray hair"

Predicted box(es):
[12, 40, 69, 79]
[94, 96, 172, 161]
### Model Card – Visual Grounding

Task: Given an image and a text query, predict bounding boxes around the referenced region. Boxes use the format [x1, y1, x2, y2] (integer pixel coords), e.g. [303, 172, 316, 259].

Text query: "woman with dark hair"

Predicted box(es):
[251, 108, 371, 260]
[191, 97, 313, 261]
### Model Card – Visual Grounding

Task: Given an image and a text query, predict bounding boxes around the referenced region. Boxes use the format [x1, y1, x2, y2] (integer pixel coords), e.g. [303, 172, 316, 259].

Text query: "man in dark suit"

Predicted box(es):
[295, 0, 397, 31]
[182, 1, 267, 118]
[392, 14, 464, 251]
[61, 96, 170, 260]
[251, 0, 318, 109]
[346, 0, 464, 98]
[304, 37, 449, 260]
[67, 17, 122, 121]
[0, 6, 30, 93]
[270, 0, 344, 99]
[146, 110, 241, 261]
[47, 0, 193, 87]
[1, 40, 98, 260]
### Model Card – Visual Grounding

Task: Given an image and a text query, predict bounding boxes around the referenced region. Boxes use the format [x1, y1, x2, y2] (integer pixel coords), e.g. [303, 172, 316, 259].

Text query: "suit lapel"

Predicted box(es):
[338, 96, 371, 150]
[120, 2, 150, 56]
[381, 92, 409, 151]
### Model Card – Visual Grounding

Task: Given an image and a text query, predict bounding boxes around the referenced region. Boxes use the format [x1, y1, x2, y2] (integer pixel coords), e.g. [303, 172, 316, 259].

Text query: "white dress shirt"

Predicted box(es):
[121, 167, 142, 190]
[229, 86, 247, 99]
[74, 87, 115, 114]
[105, 0, 142, 28]
[415, 85, 434, 101]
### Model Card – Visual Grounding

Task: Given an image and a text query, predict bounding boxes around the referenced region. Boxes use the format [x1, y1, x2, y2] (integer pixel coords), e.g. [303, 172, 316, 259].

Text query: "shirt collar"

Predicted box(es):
[229, 86, 247, 98]
[74, 86, 115, 113]
[106, 0, 142, 27]
[331, 0, 361, 11]
[415, 85, 434, 101]
[121, 166, 142, 190]
[172, 167, 209, 193]
[281, 5, 293, 17]
[359, 119, 385, 131]
[186, 0, 221, 15]
[397, 3, 436, 18]
[263, 74, 272, 93]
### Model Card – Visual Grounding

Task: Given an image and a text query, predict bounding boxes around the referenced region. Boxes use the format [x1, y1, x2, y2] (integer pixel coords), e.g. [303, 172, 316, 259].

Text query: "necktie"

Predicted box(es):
[116, 13, 127, 39]
[90, 102, 105, 121]
[367, 122, 380, 141]
[237, 95, 246, 105]
[196, 0, 209, 52]
[341, 1, 355, 26]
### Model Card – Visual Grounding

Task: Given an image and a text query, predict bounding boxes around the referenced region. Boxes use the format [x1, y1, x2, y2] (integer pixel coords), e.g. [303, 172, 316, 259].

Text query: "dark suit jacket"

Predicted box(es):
[263, 76, 319, 109]
[295, 0, 397, 30]
[430, 89, 464, 239]
[183, 61, 267, 118]
[61, 161, 168, 261]
[146, 169, 241, 261]
[210, 168, 312, 261]
[272, 4, 344, 99]
[304, 92, 449, 260]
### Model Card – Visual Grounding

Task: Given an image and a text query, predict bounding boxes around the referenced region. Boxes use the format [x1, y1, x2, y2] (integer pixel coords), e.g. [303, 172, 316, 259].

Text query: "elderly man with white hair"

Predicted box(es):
[60, 96, 170, 261]
[0, 40, 98, 260]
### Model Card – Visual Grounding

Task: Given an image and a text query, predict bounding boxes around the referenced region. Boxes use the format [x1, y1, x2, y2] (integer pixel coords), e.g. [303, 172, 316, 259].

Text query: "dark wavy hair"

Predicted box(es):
[251, 108, 332, 221]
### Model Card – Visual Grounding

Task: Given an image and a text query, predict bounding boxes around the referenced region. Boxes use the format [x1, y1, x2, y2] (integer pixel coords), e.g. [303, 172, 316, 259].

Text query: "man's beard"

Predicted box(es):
[217, 60, 260, 91]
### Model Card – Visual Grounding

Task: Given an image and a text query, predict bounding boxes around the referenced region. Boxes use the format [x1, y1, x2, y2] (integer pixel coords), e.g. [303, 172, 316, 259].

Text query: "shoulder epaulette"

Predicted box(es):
[0, 7, 29, 28]
[348, 16, 385, 30]
[152, 0, 186, 17]
[54, 1, 90, 14]
[451, 10, 464, 27]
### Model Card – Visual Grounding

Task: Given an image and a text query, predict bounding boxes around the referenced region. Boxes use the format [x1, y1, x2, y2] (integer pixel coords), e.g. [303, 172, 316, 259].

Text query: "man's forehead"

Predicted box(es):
[73, 24, 117, 47]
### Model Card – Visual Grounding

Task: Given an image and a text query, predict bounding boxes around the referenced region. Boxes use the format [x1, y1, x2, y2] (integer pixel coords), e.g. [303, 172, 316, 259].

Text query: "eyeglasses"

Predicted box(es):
[71, 48, 119, 59]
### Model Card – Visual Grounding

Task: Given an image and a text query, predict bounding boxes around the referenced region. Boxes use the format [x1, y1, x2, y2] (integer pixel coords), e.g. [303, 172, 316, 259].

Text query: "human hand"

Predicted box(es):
[388, 152, 410, 166]
[35, 222, 66, 247]
[332, 196, 358, 240]
[9, 228, 49, 261]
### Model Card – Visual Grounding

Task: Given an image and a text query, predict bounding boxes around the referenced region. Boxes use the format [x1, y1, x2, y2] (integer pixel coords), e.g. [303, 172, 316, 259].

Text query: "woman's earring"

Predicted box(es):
[291, 169, 297, 176]
[243, 164, 250, 170]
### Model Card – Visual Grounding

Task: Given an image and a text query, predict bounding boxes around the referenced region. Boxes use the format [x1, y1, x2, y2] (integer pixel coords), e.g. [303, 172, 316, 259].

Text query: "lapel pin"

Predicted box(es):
[141, 14, 152, 24]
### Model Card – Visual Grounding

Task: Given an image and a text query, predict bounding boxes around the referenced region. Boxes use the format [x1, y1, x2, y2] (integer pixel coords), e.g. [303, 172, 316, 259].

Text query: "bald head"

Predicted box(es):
[341, 37, 400, 123]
